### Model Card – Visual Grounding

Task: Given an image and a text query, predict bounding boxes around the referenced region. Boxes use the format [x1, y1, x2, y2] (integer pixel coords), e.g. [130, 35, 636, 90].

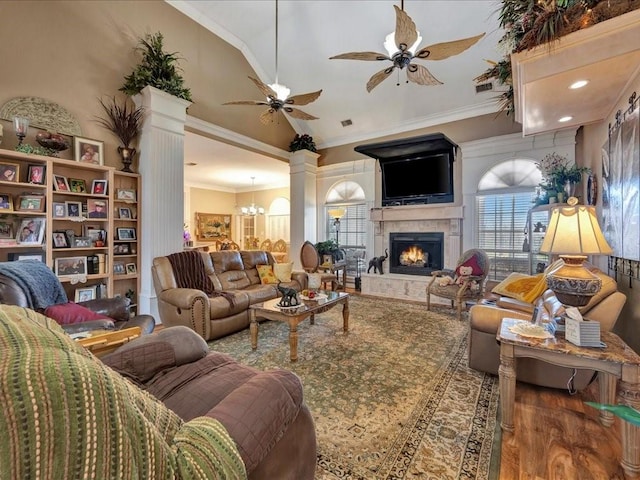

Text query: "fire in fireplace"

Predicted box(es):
[389, 232, 444, 276]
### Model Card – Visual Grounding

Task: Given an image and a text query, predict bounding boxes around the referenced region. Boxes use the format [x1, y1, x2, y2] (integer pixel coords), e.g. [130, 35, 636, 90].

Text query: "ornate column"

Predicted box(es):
[289, 149, 320, 270]
[134, 86, 191, 319]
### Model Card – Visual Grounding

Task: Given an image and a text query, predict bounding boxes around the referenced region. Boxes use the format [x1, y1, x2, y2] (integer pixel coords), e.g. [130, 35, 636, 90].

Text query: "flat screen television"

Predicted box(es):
[354, 133, 457, 206]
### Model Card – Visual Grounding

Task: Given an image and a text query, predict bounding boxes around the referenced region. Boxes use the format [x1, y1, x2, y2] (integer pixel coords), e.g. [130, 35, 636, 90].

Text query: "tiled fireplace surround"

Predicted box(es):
[362, 205, 463, 303]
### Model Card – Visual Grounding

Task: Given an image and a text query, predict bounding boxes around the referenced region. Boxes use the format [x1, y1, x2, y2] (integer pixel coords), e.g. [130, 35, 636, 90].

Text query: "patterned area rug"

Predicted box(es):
[210, 295, 500, 479]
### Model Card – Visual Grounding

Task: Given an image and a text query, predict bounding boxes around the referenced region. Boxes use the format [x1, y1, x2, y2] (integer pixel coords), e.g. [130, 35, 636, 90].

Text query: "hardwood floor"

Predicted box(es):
[499, 380, 626, 480]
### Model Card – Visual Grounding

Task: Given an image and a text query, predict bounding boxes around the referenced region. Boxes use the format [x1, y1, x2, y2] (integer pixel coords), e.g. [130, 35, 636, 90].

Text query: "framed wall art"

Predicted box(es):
[74, 137, 104, 165]
[0, 193, 14, 211]
[17, 194, 45, 212]
[0, 162, 19, 183]
[27, 164, 46, 185]
[195, 212, 231, 241]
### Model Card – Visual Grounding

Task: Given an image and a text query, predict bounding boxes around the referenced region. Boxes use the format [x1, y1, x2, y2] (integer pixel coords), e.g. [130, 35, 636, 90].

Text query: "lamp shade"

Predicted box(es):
[328, 207, 346, 220]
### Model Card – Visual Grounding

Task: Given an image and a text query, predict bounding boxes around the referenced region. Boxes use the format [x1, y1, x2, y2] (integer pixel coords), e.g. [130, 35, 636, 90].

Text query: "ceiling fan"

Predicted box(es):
[330, 2, 485, 92]
[223, 0, 322, 125]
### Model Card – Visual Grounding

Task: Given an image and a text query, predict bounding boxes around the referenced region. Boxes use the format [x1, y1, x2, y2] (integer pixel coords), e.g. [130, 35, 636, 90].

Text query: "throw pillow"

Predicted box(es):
[491, 273, 547, 304]
[308, 273, 323, 289]
[256, 264, 278, 285]
[273, 262, 293, 282]
[44, 302, 113, 326]
[457, 254, 484, 276]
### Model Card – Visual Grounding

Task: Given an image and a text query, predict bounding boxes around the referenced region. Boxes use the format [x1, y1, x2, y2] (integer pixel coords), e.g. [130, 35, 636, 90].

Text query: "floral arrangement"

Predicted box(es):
[95, 96, 144, 148]
[289, 134, 317, 153]
[535, 152, 590, 203]
[183, 223, 192, 245]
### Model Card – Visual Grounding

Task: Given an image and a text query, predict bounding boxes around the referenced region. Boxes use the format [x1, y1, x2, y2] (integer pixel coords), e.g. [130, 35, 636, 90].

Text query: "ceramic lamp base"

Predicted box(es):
[546, 255, 602, 307]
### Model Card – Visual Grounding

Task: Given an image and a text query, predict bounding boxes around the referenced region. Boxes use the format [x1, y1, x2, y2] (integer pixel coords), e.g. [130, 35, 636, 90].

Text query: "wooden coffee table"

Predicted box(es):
[497, 318, 640, 477]
[249, 291, 349, 361]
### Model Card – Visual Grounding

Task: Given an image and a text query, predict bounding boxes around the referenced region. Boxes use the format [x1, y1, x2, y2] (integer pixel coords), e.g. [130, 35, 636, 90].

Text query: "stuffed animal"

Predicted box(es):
[455, 265, 474, 285]
[438, 275, 455, 286]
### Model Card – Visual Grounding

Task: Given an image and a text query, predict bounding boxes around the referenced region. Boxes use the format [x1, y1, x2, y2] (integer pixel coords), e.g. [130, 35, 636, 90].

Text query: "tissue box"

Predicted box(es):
[565, 317, 601, 347]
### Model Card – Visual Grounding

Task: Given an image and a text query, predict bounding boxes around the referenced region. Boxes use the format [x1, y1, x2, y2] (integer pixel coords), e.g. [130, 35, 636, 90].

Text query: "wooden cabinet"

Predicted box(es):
[0, 148, 141, 306]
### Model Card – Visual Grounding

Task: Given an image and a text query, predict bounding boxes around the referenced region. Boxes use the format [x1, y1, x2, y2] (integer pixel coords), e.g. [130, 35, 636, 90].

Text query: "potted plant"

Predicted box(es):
[315, 239, 343, 262]
[95, 96, 144, 172]
[289, 134, 317, 153]
[120, 32, 192, 102]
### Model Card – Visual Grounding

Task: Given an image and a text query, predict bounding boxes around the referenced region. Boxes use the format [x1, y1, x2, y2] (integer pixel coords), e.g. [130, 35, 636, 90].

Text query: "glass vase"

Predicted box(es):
[564, 180, 575, 200]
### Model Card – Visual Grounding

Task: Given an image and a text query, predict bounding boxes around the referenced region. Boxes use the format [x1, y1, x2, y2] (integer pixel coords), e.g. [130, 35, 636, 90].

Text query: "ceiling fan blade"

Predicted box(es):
[330, 51, 389, 61]
[286, 90, 322, 106]
[249, 76, 278, 98]
[407, 63, 442, 86]
[259, 108, 278, 125]
[414, 33, 485, 61]
[393, 5, 418, 52]
[366, 66, 395, 92]
[284, 107, 319, 121]
[222, 100, 270, 106]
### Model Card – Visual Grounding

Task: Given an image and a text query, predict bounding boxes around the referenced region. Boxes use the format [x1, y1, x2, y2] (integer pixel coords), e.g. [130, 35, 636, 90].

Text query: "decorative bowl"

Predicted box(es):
[36, 131, 70, 152]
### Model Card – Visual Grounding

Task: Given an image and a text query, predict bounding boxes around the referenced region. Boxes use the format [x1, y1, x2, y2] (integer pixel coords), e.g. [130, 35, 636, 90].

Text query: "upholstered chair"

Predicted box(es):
[299, 241, 337, 291]
[426, 249, 490, 320]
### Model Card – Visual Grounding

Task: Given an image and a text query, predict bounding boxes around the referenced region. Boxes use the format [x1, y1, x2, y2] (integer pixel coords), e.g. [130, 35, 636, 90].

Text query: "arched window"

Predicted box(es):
[475, 160, 541, 280]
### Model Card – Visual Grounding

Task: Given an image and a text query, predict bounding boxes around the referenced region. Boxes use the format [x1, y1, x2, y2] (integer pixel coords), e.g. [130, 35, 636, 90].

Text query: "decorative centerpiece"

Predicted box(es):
[534, 153, 590, 205]
[95, 96, 143, 172]
[289, 133, 317, 153]
[35, 131, 69, 156]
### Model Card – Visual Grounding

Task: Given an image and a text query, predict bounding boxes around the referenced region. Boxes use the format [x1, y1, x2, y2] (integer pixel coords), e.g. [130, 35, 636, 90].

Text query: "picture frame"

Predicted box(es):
[74, 137, 104, 165]
[52, 202, 66, 218]
[52, 231, 69, 248]
[27, 164, 46, 185]
[8, 252, 45, 262]
[195, 212, 232, 241]
[87, 198, 108, 218]
[69, 178, 87, 193]
[126, 263, 137, 274]
[116, 189, 136, 201]
[0, 193, 14, 211]
[55, 256, 88, 277]
[0, 162, 19, 183]
[113, 262, 126, 275]
[118, 207, 132, 219]
[16, 218, 46, 245]
[322, 254, 333, 266]
[85, 228, 105, 247]
[0, 221, 13, 239]
[53, 175, 70, 192]
[72, 236, 91, 248]
[17, 194, 45, 212]
[74, 286, 96, 303]
[117, 227, 136, 240]
[65, 201, 82, 218]
[113, 243, 130, 255]
[91, 179, 107, 195]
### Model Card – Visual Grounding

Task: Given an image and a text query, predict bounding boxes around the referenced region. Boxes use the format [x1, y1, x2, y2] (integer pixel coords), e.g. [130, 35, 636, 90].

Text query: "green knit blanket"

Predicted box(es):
[0, 305, 246, 479]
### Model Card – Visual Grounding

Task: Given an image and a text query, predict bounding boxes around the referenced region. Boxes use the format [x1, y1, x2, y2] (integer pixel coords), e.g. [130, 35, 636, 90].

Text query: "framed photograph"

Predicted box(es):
[16, 218, 46, 245]
[69, 178, 87, 193]
[0, 221, 13, 239]
[117, 227, 136, 240]
[74, 137, 104, 165]
[113, 243, 130, 255]
[27, 164, 46, 185]
[72, 236, 91, 248]
[118, 207, 132, 219]
[126, 263, 137, 274]
[8, 252, 45, 262]
[195, 212, 232, 241]
[85, 228, 105, 247]
[53, 231, 69, 248]
[91, 179, 107, 195]
[65, 201, 82, 218]
[116, 189, 137, 201]
[55, 256, 88, 277]
[53, 175, 70, 192]
[113, 262, 126, 275]
[75, 286, 96, 303]
[52, 202, 66, 218]
[322, 254, 333, 266]
[87, 198, 108, 218]
[0, 193, 14, 211]
[0, 162, 19, 183]
[17, 194, 45, 212]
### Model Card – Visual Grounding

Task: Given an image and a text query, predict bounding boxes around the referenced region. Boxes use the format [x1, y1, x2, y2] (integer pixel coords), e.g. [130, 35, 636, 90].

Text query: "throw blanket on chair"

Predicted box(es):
[167, 251, 235, 307]
[0, 260, 67, 310]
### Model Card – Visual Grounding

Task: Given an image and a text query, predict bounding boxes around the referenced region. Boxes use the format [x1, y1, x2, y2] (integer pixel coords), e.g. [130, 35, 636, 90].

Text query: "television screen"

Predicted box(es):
[381, 153, 452, 204]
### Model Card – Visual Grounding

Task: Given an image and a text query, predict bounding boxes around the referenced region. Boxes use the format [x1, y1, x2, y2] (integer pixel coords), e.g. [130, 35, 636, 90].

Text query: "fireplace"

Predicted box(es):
[389, 232, 444, 276]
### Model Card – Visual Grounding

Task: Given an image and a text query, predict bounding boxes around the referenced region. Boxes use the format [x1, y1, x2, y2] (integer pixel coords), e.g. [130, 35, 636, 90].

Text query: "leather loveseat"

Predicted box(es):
[152, 250, 307, 341]
[468, 264, 626, 391]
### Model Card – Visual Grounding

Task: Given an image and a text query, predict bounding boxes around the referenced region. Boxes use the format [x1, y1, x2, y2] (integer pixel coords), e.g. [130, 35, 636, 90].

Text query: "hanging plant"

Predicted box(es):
[289, 134, 317, 152]
[95, 96, 143, 148]
[120, 32, 193, 102]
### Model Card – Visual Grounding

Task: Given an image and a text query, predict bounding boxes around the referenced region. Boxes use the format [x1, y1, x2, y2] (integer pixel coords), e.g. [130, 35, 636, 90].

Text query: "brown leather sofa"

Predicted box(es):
[468, 266, 626, 391]
[102, 325, 317, 479]
[152, 250, 307, 340]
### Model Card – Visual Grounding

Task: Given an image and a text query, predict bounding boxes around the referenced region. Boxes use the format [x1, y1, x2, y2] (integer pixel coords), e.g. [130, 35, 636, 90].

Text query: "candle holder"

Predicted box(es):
[13, 117, 29, 146]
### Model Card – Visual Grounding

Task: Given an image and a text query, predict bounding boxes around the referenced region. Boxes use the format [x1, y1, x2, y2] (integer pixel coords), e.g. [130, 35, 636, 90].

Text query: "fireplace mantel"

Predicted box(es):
[370, 205, 464, 222]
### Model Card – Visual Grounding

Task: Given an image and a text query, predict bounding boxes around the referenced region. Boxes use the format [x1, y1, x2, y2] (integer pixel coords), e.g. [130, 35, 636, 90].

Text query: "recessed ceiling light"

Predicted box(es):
[559, 116, 573, 123]
[569, 80, 588, 89]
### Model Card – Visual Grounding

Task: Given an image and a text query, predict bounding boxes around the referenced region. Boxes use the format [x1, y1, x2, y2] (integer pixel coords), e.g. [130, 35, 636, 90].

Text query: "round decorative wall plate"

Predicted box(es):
[0, 96, 82, 137]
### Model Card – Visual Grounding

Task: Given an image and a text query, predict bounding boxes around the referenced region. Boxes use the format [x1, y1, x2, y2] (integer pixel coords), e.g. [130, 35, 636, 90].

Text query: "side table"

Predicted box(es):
[76, 326, 141, 357]
[497, 318, 640, 477]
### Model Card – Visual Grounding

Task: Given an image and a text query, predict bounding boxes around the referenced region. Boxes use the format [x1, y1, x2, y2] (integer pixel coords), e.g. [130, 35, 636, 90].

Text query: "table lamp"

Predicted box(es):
[539, 197, 612, 307]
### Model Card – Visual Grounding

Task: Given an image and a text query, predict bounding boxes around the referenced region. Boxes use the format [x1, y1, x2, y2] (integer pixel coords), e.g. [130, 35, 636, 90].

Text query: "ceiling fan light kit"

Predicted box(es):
[330, 4, 485, 92]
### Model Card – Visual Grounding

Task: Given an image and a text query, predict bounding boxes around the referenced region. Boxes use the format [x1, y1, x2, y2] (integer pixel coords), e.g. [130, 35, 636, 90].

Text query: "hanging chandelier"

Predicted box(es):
[241, 177, 265, 216]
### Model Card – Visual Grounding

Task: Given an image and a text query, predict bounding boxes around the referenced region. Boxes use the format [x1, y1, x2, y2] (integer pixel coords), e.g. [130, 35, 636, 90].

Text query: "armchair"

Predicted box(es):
[426, 249, 490, 320]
